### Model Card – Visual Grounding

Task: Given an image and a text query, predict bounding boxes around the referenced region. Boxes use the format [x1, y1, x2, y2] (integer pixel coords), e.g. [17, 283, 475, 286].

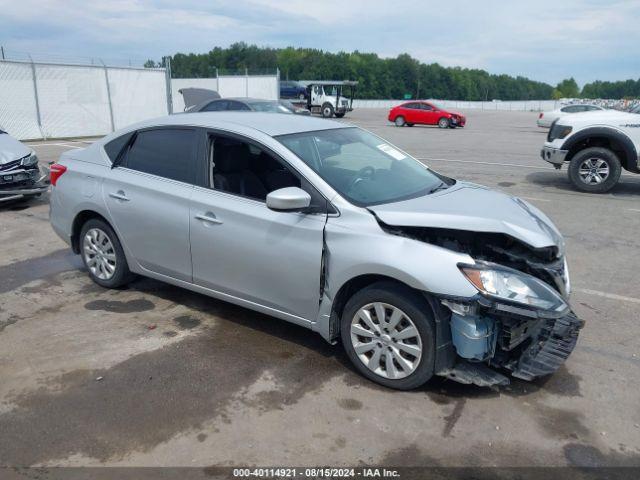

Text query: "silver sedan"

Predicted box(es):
[49, 112, 582, 390]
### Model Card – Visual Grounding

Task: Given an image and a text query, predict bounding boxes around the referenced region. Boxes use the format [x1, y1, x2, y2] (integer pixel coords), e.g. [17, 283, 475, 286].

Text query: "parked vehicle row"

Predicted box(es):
[49, 112, 582, 390]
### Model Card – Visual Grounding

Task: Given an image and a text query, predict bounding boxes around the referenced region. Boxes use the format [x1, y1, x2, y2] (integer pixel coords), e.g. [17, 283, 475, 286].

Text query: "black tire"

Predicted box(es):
[567, 147, 622, 193]
[335, 112, 346, 118]
[79, 218, 135, 288]
[394, 116, 406, 127]
[321, 103, 334, 118]
[340, 281, 436, 390]
[437, 117, 450, 129]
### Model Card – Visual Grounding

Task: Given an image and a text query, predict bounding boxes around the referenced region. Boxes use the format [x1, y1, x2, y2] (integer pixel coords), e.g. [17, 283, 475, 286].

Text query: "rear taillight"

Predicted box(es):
[50, 163, 67, 186]
[539, 112, 544, 118]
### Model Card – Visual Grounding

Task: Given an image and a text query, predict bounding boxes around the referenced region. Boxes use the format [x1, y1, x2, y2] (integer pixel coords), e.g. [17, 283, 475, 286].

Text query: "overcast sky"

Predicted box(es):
[1, 0, 638, 86]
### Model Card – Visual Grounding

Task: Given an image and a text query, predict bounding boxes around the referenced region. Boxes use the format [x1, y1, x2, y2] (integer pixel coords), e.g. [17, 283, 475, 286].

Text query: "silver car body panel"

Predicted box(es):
[50, 112, 566, 345]
[368, 182, 563, 249]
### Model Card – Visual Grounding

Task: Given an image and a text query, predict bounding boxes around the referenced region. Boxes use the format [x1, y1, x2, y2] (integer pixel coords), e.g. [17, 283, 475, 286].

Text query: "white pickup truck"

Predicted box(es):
[541, 104, 640, 192]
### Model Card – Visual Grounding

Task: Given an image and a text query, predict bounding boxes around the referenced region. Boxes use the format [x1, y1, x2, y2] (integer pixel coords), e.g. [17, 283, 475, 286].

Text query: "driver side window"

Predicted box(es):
[207, 134, 329, 211]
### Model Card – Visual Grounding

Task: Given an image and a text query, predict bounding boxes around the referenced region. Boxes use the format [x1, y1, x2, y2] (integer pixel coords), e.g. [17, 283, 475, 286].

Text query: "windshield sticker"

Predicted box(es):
[377, 143, 406, 160]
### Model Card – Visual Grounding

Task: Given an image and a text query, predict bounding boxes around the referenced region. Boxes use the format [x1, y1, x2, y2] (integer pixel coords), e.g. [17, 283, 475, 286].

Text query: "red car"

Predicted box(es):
[388, 101, 466, 128]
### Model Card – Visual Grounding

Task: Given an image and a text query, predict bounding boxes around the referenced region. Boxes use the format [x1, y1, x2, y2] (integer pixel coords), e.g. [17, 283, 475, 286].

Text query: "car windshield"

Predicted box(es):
[247, 101, 291, 113]
[630, 104, 640, 114]
[276, 127, 449, 206]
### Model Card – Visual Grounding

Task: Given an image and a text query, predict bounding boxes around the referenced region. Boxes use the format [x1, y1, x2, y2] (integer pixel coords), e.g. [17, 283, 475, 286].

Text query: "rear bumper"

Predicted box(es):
[541, 145, 568, 166]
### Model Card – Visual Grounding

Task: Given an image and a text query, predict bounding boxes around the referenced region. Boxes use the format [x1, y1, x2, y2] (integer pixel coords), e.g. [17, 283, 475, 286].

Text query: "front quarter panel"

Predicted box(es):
[324, 209, 478, 300]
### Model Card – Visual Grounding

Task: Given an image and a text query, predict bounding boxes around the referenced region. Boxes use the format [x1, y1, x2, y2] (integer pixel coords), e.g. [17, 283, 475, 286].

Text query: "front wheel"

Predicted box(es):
[438, 117, 450, 129]
[321, 103, 334, 118]
[341, 282, 435, 390]
[80, 218, 135, 288]
[394, 116, 406, 127]
[567, 147, 621, 193]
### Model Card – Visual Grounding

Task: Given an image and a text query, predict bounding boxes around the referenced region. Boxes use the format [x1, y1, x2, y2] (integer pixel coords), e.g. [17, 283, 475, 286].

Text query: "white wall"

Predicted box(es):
[353, 99, 560, 111]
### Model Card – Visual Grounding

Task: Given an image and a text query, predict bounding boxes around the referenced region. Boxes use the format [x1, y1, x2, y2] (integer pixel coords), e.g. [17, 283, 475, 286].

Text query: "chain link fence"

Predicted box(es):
[0, 57, 169, 140]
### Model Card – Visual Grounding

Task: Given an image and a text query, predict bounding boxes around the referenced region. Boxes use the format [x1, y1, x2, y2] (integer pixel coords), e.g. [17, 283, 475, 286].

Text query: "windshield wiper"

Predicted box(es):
[428, 182, 449, 194]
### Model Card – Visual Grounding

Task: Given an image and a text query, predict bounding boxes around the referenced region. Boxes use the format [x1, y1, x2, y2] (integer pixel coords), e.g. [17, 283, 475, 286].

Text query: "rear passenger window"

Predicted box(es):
[124, 128, 196, 184]
[104, 131, 135, 163]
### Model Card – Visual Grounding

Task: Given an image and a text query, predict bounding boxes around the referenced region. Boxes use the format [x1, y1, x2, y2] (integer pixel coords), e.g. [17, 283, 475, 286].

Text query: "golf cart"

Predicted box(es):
[304, 81, 357, 118]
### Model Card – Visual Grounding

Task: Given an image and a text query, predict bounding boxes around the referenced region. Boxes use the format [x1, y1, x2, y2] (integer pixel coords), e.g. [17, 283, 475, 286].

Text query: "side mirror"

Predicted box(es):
[266, 187, 311, 212]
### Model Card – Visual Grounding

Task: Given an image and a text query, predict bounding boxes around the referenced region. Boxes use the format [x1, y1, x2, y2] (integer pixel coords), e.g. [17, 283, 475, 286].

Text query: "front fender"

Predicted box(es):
[562, 126, 639, 172]
[324, 220, 477, 300]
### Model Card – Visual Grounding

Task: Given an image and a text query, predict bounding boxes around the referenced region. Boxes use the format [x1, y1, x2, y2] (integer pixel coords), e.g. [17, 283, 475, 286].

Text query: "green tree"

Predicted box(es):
[165, 43, 560, 100]
[555, 78, 580, 98]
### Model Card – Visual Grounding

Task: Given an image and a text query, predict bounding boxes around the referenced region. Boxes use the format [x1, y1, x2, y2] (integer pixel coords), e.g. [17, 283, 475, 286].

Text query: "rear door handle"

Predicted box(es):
[195, 212, 223, 225]
[109, 191, 130, 201]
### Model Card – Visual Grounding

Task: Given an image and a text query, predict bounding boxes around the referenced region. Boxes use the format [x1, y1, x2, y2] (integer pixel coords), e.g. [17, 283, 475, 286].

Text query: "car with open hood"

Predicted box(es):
[49, 112, 582, 390]
[0, 129, 49, 203]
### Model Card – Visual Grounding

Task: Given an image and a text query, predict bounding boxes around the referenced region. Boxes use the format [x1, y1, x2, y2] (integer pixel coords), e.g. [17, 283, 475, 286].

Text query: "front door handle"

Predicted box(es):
[109, 191, 130, 201]
[195, 212, 223, 225]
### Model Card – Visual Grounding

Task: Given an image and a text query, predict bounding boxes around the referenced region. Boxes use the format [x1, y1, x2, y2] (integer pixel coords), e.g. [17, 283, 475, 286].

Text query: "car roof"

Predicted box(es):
[102, 112, 348, 141]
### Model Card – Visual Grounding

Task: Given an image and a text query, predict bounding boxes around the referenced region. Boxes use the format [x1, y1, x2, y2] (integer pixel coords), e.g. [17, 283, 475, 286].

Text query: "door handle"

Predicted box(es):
[195, 212, 223, 225]
[109, 191, 130, 201]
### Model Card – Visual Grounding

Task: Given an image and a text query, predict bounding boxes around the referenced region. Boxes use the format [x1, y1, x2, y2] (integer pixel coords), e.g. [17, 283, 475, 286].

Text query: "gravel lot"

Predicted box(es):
[1, 109, 639, 468]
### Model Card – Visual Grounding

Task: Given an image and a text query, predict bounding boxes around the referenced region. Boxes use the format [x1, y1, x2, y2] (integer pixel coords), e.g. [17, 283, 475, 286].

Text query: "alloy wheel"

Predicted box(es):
[350, 302, 422, 380]
[83, 228, 117, 280]
[579, 157, 610, 185]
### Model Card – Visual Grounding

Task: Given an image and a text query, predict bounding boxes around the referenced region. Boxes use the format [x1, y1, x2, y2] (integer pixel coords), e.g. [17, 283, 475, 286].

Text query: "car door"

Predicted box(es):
[103, 127, 198, 282]
[420, 103, 437, 124]
[401, 103, 418, 123]
[189, 131, 328, 322]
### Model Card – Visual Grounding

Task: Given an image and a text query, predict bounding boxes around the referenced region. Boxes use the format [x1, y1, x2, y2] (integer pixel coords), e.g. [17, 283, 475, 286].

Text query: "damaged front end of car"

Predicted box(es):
[0, 152, 49, 203]
[383, 224, 584, 387]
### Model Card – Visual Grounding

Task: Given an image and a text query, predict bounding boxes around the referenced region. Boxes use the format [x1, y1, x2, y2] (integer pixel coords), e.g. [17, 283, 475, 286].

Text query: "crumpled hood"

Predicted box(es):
[369, 182, 563, 250]
[0, 133, 31, 164]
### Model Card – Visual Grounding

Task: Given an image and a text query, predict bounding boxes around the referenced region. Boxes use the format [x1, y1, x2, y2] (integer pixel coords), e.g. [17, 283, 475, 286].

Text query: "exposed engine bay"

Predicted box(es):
[380, 222, 584, 387]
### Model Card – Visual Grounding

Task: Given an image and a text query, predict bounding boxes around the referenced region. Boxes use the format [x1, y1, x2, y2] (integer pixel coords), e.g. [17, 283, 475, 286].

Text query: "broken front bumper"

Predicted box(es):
[0, 166, 49, 202]
[436, 296, 584, 387]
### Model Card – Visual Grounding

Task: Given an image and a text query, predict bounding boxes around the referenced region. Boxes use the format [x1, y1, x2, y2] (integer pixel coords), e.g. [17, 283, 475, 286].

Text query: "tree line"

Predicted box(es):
[148, 43, 638, 100]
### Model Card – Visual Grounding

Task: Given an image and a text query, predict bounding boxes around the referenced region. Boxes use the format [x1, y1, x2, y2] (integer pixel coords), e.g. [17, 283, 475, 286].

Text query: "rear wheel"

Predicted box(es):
[341, 282, 435, 390]
[568, 147, 621, 193]
[438, 117, 450, 129]
[80, 218, 135, 288]
[321, 103, 334, 118]
[394, 116, 406, 127]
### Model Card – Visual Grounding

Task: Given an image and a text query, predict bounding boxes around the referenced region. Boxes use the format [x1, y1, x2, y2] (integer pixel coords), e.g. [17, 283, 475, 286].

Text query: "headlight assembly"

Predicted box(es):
[21, 153, 39, 167]
[459, 263, 567, 312]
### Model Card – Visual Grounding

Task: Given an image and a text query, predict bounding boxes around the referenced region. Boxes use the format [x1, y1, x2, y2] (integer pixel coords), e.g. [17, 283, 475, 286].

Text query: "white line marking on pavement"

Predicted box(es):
[56, 143, 83, 149]
[518, 196, 551, 202]
[574, 288, 640, 305]
[629, 209, 640, 213]
[28, 142, 81, 148]
[417, 156, 555, 170]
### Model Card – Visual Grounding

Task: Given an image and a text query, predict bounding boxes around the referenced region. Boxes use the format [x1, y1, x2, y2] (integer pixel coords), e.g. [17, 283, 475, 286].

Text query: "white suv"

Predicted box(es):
[541, 104, 640, 192]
